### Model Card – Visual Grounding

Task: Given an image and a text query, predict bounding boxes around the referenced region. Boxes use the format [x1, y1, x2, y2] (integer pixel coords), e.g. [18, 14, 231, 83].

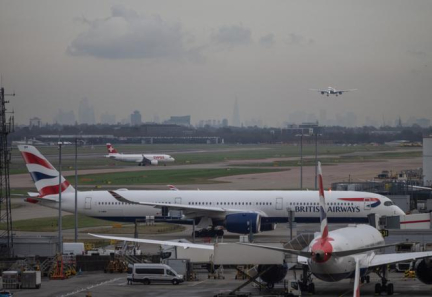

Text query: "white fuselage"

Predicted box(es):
[106, 153, 175, 165]
[307, 225, 384, 282]
[38, 190, 404, 224]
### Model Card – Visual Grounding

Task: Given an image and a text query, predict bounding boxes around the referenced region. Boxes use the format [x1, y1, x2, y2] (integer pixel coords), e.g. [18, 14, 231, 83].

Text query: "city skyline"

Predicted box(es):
[1, 1, 431, 127]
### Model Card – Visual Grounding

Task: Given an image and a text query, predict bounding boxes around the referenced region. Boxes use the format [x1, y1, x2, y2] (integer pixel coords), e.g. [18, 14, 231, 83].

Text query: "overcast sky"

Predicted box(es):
[1, 0, 431, 127]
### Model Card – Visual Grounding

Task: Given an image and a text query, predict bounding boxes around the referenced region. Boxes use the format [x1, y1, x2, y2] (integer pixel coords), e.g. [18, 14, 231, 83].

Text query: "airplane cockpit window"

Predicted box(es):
[384, 201, 393, 206]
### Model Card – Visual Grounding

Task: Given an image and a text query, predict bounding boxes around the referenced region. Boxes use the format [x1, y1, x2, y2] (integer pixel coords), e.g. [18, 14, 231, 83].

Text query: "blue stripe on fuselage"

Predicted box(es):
[90, 216, 368, 224]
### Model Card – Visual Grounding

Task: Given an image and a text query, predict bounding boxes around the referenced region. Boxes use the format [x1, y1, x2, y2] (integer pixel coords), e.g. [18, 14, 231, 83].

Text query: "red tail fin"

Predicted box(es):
[106, 143, 118, 154]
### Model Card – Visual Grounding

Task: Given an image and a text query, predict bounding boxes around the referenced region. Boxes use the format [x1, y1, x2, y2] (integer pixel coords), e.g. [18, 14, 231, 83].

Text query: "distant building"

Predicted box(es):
[232, 98, 241, 127]
[78, 98, 95, 125]
[165, 115, 191, 126]
[54, 109, 76, 126]
[29, 117, 41, 129]
[100, 112, 116, 125]
[131, 110, 142, 126]
[222, 119, 228, 127]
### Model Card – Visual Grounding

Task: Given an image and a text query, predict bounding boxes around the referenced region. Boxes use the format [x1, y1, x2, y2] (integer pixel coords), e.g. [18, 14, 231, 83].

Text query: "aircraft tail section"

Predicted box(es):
[318, 161, 328, 239]
[106, 143, 118, 154]
[18, 145, 74, 197]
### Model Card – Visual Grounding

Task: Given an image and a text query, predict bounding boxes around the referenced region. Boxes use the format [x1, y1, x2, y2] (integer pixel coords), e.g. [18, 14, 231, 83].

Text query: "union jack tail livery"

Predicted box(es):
[18, 145, 75, 197]
[318, 161, 328, 239]
[106, 143, 118, 154]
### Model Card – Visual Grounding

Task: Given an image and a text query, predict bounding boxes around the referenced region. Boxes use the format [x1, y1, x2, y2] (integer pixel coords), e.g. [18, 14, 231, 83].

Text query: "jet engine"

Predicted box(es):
[258, 264, 288, 286]
[260, 223, 277, 232]
[321, 92, 325, 95]
[415, 258, 432, 284]
[225, 213, 261, 234]
[150, 160, 158, 165]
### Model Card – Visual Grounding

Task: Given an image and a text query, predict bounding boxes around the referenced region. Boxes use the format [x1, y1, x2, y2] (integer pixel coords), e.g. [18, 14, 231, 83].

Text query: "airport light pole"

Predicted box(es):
[300, 130, 303, 190]
[58, 142, 63, 254]
[74, 137, 78, 242]
[315, 131, 318, 190]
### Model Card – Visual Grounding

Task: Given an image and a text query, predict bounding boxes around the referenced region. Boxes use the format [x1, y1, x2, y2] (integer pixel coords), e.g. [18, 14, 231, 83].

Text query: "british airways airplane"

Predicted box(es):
[18, 145, 404, 237]
[105, 143, 175, 166]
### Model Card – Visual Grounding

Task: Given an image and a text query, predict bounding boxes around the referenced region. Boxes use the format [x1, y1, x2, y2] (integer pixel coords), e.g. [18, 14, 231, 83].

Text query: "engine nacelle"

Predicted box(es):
[321, 92, 325, 95]
[260, 223, 277, 232]
[339, 91, 343, 95]
[415, 258, 432, 284]
[258, 264, 288, 285]
[225, 213, 261, 234]
[150, 160, 158, 165]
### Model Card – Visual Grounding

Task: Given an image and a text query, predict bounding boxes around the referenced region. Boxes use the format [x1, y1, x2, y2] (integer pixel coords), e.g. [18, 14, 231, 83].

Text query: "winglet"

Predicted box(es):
[318, 162, 328, 239]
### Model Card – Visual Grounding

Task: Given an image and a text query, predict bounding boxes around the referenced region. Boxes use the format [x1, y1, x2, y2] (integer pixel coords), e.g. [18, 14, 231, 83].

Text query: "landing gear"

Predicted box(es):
[298, 265, 315, 294]
[193, 228, 224, 238]
[361, 275, 370, 284]
[375, 265, 394, 295]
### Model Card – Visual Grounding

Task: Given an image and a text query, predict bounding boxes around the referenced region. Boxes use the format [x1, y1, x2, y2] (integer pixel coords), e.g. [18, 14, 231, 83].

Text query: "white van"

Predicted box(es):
[127, 264, 184, 285]
[63, 243, 85, 255]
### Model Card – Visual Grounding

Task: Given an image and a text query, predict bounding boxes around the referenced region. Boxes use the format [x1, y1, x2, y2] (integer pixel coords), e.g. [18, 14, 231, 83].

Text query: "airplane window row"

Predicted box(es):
[98, 202, 132, 205]
[188, 202, 272, 206]
[289, 202, 354, 206]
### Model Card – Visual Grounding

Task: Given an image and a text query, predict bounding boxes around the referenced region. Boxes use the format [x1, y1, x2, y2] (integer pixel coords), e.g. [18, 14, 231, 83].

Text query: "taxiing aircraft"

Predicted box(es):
[310, 87, 357, 96]
[105, 143, 175, 166]
[19, 145, 404, 238]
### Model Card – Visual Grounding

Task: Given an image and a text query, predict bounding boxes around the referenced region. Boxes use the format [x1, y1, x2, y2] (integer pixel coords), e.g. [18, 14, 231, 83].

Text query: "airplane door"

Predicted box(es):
[85, 197, 92, 209]
[276, 197, 283, 210]
[171, 197, 182, 218]
[364, 198, 371, 210]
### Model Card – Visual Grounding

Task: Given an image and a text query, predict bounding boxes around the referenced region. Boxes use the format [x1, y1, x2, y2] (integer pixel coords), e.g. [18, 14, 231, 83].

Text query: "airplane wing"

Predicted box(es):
[369, 251, 432, 267]
[88, 233, 214, 250]
[338, 89, 357, 93]
[109, 190, 269, 217]
[237, 243, 311, 258]
[309, 89, 326, 92]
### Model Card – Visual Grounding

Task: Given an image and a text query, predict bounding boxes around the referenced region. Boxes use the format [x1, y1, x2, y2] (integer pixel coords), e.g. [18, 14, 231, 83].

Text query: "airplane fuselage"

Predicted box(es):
[307, 225, 384, 281]
[106, 153, 175, 165]
[36, 190, 403, 225]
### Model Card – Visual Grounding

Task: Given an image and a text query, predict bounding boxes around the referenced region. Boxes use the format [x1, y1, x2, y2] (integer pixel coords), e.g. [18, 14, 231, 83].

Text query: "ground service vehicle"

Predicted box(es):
[127, 264, 184, 285]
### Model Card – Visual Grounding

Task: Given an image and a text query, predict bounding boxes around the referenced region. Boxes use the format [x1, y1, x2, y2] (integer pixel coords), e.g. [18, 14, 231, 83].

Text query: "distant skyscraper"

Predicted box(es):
[54, 109, 76, 125]
[131, 110, 142, 126]
[78, 98, 95, 124]
[232, 98, 241, 127]
[100, 112, 116, 125]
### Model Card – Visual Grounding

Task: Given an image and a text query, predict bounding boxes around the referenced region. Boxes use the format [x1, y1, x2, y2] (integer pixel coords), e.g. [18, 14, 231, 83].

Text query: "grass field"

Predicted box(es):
[78, 168, 285, 185]
[232, 151, 422, 167]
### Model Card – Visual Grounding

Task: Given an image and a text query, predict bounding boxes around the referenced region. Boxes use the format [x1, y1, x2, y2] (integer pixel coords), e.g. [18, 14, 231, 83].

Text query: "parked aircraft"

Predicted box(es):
[91, 163, 432, 295]
[19, 145, 404, 238]
[105, 143, 175, 166]
[240, 162, 432, 295]
[310, 87, 357, 96]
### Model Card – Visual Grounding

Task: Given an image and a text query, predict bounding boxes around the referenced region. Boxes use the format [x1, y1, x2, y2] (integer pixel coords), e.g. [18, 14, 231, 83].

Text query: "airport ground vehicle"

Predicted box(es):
[63, 243, 85, 255]
[126, 263, 184, 285]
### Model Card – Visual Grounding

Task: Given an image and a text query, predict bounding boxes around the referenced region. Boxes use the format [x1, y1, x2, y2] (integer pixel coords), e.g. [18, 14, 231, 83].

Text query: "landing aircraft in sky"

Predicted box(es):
[310, 87, 357, 96]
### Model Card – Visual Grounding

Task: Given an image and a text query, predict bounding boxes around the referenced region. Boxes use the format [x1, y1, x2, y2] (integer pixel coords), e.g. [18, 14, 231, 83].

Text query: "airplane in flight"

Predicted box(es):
[89, 163, 432, 294]
[310, 87, 357, 96]
[105, 143, 175, 166]
[18, 145, 404, 238]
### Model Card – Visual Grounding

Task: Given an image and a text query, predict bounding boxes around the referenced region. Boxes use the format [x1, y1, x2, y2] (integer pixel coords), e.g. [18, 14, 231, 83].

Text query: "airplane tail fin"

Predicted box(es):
[318, 161, 328, 239]
[18, 145, 74, 197]
[353, 258, 361, 297]
[106, 143, 118, 154]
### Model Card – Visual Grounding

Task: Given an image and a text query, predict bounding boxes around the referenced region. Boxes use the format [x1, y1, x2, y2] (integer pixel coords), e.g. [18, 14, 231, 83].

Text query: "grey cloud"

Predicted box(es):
[259, 33, 275, 48]
[407, 50, 428, 59]
[211, 25, 252, 47]
[67, 5, 196, 60]
[286, 33, 314, 46]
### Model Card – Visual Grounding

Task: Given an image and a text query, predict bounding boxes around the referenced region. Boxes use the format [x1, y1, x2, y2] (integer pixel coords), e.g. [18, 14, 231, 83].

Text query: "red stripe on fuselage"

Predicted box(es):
[39, 181, 70, 197]
[400, 220, 431, 224]
[21, 152, 54, 170]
